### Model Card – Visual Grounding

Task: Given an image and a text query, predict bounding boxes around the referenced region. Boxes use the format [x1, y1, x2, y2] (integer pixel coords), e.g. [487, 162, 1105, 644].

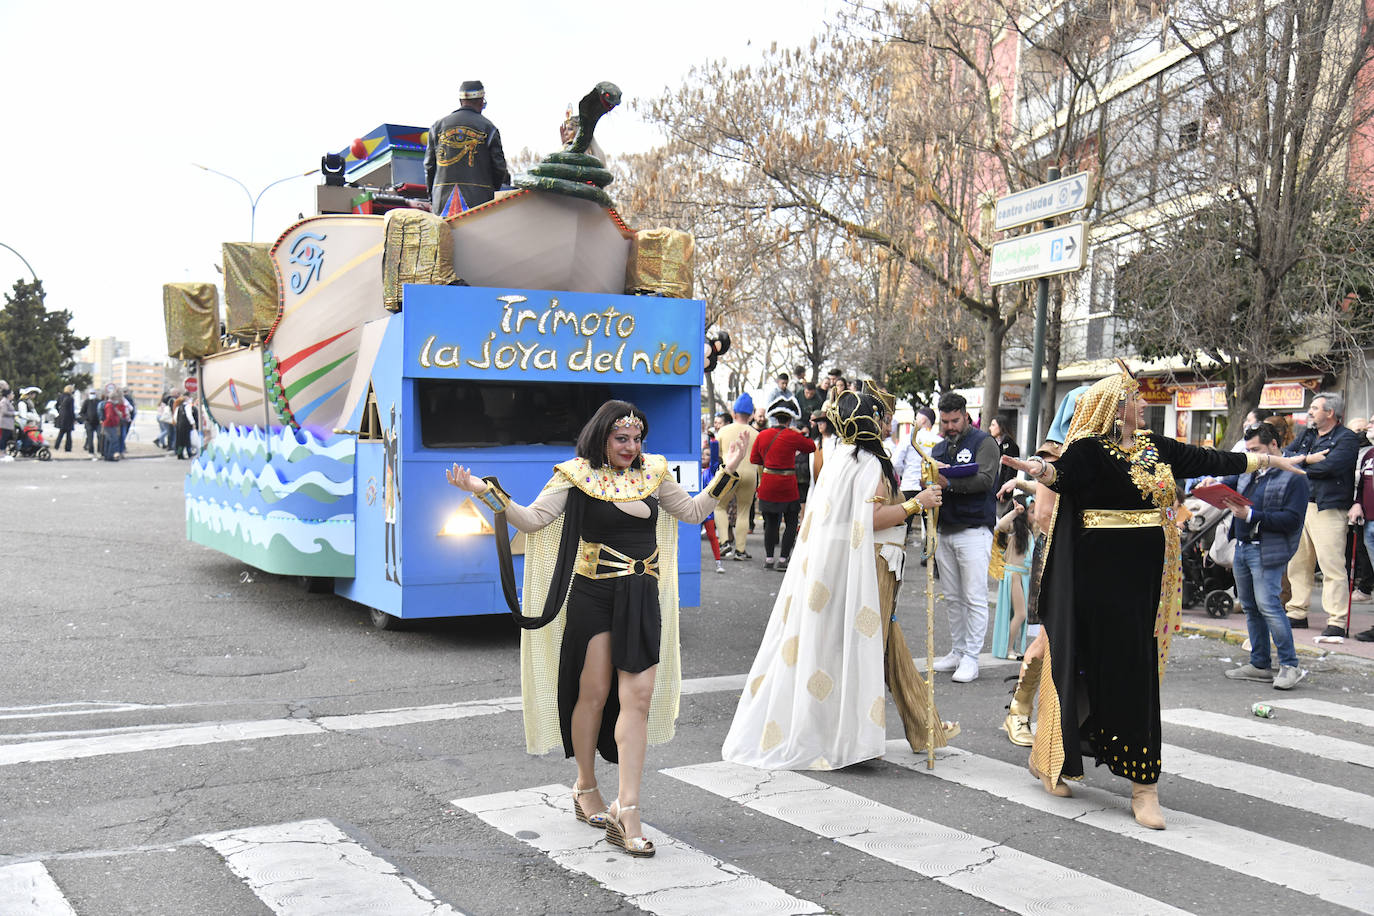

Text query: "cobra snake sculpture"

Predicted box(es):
[515, 82, 621, 207]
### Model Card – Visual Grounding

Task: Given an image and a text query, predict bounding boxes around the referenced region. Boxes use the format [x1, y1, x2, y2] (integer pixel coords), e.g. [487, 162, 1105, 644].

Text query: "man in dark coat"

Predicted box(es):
[54, 385, 76, 452]
[425, 80, 510, 212]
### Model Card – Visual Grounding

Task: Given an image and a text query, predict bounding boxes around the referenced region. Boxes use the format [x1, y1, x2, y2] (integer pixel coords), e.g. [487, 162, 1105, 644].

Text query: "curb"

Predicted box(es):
[1181, 622, 1374, 666]
[1182, 622, 1327, 658]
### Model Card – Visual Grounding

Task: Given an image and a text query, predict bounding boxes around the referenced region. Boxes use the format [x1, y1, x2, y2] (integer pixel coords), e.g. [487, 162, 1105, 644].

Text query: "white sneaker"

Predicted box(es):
[932, 651, 961, 673]
[715, 561, 725, 574]
[0, 455, 13, 462]
[952, 655, 980, 683]
[1353, 590, 1373, 604]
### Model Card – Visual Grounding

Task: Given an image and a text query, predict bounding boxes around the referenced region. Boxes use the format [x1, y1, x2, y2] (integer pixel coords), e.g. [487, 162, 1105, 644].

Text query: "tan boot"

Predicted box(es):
[1002, 657, 1041, 747]
[1131, 782, 1166, 830]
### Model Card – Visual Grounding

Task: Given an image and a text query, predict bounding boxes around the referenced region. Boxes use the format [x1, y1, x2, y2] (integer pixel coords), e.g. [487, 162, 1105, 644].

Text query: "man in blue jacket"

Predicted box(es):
[1212, 423, 1313, 689]
[1283, 393, 1355, 637]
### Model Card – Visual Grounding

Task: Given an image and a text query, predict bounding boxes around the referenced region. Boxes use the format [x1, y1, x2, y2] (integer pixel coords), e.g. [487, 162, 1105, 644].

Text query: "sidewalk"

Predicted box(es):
[1180, 583, 1374, 664]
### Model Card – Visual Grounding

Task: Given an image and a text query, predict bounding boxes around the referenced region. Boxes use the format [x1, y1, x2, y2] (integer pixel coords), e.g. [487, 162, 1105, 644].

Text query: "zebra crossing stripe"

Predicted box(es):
[1160, 708, 1374, 768]
[0, 862, 76, 916]
[1163, 743, 1374, 830]
[662, 760, 1187, 916]
[883, 742, 1374, 915]
[1264, 697, 1374, 729]
[452, 783, 823, 916]
[199, 819, 463, 915]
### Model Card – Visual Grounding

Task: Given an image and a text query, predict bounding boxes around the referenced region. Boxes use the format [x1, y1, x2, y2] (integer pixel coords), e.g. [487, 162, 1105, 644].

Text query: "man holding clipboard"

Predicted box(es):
[1203, 423, 1322, 689]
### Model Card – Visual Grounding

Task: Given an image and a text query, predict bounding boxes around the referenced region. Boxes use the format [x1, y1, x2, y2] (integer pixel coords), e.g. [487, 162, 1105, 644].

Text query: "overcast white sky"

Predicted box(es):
[0, 0, 837, 361]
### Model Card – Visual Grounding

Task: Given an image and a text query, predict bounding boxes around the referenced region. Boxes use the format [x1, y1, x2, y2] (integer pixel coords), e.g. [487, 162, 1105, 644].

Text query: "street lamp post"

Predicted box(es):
[0, 242, 37, 281]
[192, 164, 319, 242]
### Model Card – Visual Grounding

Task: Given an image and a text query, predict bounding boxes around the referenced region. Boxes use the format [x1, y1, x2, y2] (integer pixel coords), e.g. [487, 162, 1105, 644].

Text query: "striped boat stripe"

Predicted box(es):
[278, 328, 352, 374]
[283, 351, 356, 401]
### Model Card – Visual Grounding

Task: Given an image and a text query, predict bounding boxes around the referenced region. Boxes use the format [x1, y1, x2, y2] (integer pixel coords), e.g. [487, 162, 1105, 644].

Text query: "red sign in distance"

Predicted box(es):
[184, 377, 199, 395]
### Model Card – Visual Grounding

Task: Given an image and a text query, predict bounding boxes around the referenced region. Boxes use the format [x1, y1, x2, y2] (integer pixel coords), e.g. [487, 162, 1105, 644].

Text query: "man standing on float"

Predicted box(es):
[426, 79, 511, 212]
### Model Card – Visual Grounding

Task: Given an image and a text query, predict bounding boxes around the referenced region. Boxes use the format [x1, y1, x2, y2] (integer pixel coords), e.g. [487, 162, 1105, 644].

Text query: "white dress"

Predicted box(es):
[722, 442, 888, 770]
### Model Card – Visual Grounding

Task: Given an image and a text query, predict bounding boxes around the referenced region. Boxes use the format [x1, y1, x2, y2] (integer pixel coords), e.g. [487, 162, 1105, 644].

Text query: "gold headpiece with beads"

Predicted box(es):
[826, 389, 886, 445]
[613, 413, 644, 431]
[861, 378, 896, 417]
[1063, 359, 1139, 446]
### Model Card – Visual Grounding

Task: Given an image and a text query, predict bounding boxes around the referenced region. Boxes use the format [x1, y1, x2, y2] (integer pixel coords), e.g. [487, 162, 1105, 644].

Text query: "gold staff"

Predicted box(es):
[911, 435, 941, 770]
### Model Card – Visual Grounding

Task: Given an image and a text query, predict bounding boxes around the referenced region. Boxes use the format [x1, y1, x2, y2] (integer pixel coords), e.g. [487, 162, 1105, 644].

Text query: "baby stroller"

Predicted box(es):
[7, 420, 51, 461]
[1180, 495, 1235, 617]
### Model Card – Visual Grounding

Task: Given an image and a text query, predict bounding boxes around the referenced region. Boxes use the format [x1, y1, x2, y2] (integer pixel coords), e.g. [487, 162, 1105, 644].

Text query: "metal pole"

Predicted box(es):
[1023, 165, 1060, 452]
[0, 242, 38, 281]
[193, 165, 318, 242]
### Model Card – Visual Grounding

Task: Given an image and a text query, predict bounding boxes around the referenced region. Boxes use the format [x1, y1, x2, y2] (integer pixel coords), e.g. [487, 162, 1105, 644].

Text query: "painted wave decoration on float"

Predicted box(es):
[185, 425, 356, 577]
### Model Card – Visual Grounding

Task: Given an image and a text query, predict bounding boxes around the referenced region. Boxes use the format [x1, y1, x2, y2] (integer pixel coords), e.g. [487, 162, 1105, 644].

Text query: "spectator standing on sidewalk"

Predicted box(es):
[54, 385, 76, 452]
[81, 391, 100, 456]
[100, 388, 125, 461]
[796, 379, 823, 421]
[0, 381, 13, 459]
[1209, 423, 1313, 688]
[1284, 393, 1360, 637]
[930, 392, 1000, 683]
[1347, 422, 1374, 641]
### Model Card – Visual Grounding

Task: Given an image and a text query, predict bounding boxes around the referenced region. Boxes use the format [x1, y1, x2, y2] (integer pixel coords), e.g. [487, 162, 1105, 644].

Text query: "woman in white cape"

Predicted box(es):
[723, 384, 952, 770]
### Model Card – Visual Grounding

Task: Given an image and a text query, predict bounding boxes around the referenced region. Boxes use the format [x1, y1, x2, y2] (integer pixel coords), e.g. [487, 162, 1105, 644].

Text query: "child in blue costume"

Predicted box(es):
[991, 493, 1037, 659]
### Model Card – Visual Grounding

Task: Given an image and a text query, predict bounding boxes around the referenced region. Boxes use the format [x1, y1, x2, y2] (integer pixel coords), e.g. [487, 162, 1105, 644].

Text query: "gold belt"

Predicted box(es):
[1081, 507, 1169, 529]
[762, 467, 795, 475]
[574, 542, 660, 580]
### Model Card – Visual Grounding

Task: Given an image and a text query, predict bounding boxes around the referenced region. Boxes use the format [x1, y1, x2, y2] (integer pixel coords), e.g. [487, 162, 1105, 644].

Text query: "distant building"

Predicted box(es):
[84, 337, 130, 389]
[111, 357, 165, 407]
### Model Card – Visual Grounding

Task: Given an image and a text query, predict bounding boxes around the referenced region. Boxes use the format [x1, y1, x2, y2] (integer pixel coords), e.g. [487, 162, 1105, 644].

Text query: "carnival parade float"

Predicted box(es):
[165, 86, 706, 628]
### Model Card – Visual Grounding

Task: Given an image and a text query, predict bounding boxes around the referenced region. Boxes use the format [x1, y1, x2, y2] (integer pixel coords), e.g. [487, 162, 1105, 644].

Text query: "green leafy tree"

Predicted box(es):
[0, 280, 91, 399]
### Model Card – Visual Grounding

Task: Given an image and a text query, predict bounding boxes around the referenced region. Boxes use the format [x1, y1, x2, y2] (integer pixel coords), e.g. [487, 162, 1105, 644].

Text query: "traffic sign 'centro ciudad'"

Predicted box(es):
[989, 222, 1088, 286]
[993, 170, 1092, 231]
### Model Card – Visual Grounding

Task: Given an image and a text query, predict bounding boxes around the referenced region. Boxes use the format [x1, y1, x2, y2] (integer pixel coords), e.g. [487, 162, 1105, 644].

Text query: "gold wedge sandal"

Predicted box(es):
[604, 801, 655, 858]
[572, 783, 609, 829]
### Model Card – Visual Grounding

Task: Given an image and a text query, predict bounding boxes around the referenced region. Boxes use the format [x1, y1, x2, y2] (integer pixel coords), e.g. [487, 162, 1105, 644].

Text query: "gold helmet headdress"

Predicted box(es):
[1063, 359, 1139, 446]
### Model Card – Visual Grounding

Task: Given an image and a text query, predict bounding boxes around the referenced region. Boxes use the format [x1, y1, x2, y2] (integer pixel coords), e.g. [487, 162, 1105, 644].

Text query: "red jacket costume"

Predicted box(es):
[751, 426, 815, 503]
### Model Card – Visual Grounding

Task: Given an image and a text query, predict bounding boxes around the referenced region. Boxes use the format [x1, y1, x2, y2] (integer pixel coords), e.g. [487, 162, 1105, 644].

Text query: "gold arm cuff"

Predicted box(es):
[1081, 508, 1166, 529]
[901, 495, 926, 517]
[573, 542, 661, 580]
[1245, 452, 1264, 473]
[477, 477, 512, 513]
[705, 468, 740, 500]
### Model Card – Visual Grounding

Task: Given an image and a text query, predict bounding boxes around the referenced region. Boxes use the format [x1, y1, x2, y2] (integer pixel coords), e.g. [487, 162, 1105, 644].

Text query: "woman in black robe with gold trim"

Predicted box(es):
[1002, 369, 1311, 829]
[448, 400, 745, 857]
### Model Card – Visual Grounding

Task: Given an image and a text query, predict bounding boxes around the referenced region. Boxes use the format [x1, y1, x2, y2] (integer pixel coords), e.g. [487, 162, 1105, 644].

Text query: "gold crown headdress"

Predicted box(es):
[826, 389, 886, 446]
[1063, 359, 1138, 446]
[613, 413, 644, 431]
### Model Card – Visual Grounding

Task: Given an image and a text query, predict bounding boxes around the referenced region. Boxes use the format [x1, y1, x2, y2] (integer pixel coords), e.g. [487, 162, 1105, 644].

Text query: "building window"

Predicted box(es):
[1179, 120, 1200, 150]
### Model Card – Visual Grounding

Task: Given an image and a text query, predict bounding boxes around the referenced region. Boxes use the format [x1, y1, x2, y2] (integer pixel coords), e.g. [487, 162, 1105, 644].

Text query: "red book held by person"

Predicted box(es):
[1191, 482, 1252, 510]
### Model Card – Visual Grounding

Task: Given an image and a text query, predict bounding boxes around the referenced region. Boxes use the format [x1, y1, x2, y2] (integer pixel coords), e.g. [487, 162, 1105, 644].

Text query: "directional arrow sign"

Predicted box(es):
[994, 171, 1093, 231]
[989, 222, 1089, 286]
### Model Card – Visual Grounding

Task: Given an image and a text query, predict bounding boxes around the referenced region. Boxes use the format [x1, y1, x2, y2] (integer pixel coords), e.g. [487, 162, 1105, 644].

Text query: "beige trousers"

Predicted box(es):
[1285, 502, 1349, 629]
[720, 472, 757, 554]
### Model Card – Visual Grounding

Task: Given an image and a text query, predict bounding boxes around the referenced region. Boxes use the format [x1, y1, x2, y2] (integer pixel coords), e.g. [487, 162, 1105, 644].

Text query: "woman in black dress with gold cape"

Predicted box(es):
[1002, 368, 1311, 829]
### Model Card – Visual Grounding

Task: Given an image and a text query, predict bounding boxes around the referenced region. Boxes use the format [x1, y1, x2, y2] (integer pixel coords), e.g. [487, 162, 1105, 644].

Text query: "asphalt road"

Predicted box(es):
[2, 453, 1373, 915]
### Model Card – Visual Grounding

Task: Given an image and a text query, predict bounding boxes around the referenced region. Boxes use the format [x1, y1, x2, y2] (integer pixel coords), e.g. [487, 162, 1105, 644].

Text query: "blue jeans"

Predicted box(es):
[1232, 541, 1299, 669]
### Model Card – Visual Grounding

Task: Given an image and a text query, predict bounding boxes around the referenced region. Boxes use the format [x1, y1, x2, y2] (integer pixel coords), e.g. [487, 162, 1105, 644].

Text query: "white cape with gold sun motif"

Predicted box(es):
[722, 442, 887, 770]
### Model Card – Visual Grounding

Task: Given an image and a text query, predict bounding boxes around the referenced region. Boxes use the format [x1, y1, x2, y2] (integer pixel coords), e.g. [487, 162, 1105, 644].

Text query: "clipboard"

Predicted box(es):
[1191, 482, 1252, 510]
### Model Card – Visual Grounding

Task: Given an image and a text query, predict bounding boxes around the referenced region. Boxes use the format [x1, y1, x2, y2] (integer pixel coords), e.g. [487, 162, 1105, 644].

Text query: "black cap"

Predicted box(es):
[459, 80, 485, 100]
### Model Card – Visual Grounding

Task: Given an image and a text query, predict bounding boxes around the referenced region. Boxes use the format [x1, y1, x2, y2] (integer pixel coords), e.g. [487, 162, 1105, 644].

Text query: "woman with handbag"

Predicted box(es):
[447, 400, 745, 858]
